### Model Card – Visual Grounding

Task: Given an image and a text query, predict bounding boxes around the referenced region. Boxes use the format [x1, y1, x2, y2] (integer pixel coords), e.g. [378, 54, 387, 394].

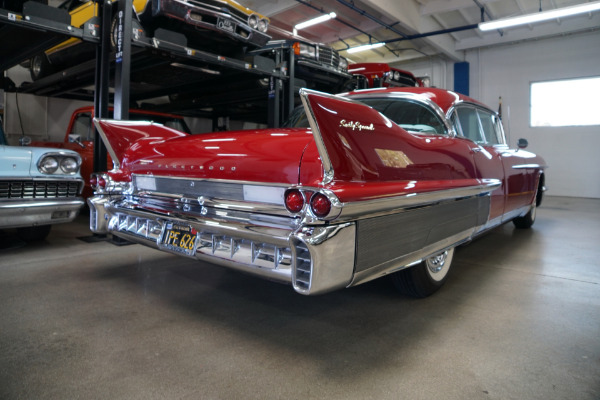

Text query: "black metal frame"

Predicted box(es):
[0, 1, 304, 174]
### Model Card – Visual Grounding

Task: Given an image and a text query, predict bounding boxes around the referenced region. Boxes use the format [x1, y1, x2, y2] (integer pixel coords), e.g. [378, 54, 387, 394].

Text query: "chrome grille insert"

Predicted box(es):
[0, 180, 81, 199]
[294, 244, 311, 290]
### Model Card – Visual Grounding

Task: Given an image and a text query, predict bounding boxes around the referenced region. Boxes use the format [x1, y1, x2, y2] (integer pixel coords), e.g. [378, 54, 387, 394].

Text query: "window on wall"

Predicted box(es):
[530, 77, 600, 127]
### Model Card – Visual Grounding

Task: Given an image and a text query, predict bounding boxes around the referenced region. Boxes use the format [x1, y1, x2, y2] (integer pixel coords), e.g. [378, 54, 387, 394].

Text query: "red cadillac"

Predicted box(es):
[88, 87, 546, 297]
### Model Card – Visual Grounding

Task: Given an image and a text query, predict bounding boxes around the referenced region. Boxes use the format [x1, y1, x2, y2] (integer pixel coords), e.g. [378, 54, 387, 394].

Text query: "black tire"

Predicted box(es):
[513, 201, 536, 229]
[513, 179, 542, 229]
[17, 225, 52, 241]
[390, 248, 455, 298]
[30, 53, 52, 81]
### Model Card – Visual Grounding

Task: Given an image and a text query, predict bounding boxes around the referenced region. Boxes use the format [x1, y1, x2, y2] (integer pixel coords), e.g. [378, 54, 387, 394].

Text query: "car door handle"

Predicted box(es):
[471, 147, 482, 153]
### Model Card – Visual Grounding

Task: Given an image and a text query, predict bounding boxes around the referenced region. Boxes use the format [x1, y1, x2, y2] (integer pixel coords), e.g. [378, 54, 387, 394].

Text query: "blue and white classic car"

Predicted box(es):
[1, 118, 84, 241]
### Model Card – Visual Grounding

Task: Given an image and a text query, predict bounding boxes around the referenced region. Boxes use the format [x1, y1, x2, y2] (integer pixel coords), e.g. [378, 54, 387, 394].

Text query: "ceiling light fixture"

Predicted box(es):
[346, 42, 385, 54]
[479, 1, 600, 31]
[294, 12, 337, 30]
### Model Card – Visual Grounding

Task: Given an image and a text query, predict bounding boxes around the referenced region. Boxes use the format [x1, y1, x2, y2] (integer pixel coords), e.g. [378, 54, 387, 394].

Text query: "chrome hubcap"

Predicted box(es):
[425, 248, 454, 282]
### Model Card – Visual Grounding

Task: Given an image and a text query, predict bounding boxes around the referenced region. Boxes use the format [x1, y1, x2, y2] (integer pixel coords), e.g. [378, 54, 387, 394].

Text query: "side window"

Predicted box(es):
[455, 107, 482, 142]
[477, 109, 502, 145]
[70, 112, 92, 141]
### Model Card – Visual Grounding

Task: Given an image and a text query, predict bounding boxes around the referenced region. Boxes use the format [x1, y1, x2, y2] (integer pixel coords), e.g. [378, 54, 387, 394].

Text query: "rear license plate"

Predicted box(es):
[159, 222, 198, 256]
[217, 17, 236, 33]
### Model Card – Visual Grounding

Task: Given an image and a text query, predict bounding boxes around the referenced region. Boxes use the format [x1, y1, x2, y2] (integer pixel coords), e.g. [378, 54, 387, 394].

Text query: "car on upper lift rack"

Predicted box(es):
[24, 0, 271, 80]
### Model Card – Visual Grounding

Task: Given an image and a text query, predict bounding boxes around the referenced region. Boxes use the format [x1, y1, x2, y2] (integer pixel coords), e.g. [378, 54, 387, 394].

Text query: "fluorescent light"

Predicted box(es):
[346, 42, 385, 54]
[479, 1, 600, 31]
[295, 12, 336, 30]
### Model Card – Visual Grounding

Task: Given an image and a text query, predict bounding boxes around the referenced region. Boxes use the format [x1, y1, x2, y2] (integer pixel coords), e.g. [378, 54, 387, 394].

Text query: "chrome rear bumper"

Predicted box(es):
[88, 196, 356, 295]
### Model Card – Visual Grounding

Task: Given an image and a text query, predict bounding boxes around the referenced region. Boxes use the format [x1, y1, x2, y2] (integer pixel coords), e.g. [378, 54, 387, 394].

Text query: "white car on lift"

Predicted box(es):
[0, 117, 84, 241]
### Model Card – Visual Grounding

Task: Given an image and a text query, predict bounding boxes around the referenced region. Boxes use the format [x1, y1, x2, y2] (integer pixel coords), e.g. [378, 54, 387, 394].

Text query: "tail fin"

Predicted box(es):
[300, 88, 410, 184]
[94, 118, 187, 168]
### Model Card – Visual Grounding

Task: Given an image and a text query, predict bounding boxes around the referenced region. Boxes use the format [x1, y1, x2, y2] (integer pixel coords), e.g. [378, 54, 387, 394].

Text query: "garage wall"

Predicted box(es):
[467, 30, 600, 199]
[397, 30, 600, 199]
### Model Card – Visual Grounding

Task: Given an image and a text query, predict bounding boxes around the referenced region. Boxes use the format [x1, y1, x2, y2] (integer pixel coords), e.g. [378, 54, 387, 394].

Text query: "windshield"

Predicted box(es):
[283, 97, 447, 135]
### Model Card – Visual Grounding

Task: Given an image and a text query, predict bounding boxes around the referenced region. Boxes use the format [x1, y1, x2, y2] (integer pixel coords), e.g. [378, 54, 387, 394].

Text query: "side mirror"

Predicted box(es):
[517, 138, 528, 149]
[19, 136, 32, 146]
[68, 134, 86, 148]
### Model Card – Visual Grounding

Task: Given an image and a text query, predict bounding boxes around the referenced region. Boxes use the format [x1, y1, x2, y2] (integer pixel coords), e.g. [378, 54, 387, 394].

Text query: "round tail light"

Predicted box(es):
[285, 189, 304, 213]
[310, 193, 331, 218]
[97, 176, 107, 189]
[89, 175, 98, 188]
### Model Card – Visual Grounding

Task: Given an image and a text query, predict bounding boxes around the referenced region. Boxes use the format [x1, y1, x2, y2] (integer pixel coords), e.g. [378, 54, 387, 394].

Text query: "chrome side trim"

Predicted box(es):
[502, 204, 532, 222]
[475, 214, 504, 234]
[512, 164, 545, 169]
[337, 179, 500, 222]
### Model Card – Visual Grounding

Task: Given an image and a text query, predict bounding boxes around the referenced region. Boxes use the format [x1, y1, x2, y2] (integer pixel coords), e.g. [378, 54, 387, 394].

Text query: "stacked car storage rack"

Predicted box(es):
[0, 1, 291, 125]
[1, 0, 295, 173]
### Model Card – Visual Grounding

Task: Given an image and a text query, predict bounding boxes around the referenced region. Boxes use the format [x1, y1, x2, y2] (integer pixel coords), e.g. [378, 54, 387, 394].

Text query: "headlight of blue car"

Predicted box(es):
[38, 153, 81, 175]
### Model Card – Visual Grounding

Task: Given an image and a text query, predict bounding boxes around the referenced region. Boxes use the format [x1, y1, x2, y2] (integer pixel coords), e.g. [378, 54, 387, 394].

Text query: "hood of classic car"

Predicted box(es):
[94, 119, 316, 184]
[0, 145, 34, 178]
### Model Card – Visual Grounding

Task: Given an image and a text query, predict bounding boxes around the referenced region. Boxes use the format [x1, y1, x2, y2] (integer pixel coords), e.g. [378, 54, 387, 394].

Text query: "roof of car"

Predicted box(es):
[344, 87, 488, 114]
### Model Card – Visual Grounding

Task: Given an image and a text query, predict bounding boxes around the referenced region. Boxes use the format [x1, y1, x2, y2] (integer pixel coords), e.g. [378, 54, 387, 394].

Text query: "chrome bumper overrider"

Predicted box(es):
[88, 196, 356, 295]
[0, 198, 84, 229]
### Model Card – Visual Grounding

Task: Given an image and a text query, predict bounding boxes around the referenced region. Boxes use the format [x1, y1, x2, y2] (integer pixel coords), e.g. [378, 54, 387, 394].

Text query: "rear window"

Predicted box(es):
[283, 97, 447, 135]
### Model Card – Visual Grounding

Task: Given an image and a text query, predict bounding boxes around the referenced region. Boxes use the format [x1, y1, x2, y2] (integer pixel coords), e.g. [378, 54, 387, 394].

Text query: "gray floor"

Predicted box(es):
[0, 196, 598, 400]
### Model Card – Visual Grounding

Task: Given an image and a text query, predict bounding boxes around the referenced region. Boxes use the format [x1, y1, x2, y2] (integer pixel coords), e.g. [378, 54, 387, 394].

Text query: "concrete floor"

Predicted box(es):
[0, 196, 598, 400]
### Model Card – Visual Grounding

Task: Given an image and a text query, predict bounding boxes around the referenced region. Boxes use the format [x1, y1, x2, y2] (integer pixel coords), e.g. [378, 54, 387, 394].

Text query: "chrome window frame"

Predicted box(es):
[447, 102, 507, 147]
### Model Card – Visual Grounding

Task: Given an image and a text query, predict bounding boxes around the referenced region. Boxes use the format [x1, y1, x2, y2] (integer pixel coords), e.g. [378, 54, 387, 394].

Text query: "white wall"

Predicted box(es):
[398, 30, 600, 199]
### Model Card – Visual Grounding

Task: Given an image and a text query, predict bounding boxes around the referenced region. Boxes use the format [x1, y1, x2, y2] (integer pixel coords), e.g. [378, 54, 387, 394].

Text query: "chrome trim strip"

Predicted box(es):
[502, 204, 532, 222]
[476, 214, 504, 234]
[337, 179, 501, 222]
[299, 88, 337, 185]
[0, 177, 84, 183]
[512, 164, 544, 169]
[132, 174, 294, 189]
[93, 118, 120, 169]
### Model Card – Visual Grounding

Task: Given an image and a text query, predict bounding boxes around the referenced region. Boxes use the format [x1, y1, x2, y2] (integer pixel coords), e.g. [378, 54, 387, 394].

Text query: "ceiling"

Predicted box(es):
[243, 0, 600, 64]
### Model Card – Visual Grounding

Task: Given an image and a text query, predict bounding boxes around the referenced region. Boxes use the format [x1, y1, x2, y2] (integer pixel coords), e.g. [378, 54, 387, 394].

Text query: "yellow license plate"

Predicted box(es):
[159, 222, 198, 256]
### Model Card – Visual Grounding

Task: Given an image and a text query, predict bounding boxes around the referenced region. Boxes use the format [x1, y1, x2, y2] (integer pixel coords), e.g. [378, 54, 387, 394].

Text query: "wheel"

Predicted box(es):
[390, 247, 455, 298]
[17, 225, 52, 241]
[30, 53, 52, 81]
[513, 201, 536, 229]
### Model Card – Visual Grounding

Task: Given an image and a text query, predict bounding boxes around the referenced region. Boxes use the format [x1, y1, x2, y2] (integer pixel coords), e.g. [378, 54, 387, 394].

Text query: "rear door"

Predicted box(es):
[451, 106, 506, 224]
